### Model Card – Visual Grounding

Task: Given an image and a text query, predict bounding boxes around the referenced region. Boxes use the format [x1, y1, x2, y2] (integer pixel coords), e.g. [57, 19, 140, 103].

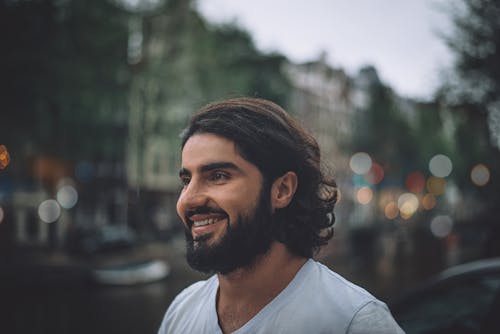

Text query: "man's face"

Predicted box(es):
[177, 133, 274, 274]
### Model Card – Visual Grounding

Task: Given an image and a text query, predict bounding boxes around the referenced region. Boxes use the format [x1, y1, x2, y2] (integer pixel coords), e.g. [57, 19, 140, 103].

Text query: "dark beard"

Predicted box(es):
[184, 185, 274, 275]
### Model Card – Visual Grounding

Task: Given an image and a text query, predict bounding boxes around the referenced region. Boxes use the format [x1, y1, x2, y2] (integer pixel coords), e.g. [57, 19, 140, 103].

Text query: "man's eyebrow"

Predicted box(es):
[200, 161, 241, 173]
[178, 162, 242, 178]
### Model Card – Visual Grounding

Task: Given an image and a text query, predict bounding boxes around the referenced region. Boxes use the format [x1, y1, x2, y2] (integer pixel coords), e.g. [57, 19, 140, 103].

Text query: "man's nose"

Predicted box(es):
[179, 181, 208, 210]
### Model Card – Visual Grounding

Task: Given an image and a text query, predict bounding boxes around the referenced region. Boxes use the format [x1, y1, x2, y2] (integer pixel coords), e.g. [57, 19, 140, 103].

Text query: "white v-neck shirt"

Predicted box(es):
[158, 259, 404, 333]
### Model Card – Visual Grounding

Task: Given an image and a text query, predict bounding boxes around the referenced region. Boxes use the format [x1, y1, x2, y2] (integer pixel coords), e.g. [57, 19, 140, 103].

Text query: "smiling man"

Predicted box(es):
[158, 97, 404, 334]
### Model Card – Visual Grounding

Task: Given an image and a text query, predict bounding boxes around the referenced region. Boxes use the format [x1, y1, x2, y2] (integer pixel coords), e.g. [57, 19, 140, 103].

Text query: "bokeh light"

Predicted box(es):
[384, 202, 399, 220]
[470, 163, 490, 186]
[38, 199, 61, 223]
[378, 190, 394, 210]
[350, 152, 372, 175]
[0, 205, 4, 223]
[357, 187, 373, 205]
[427, 176, 447, 195]
[352, 174, 369, 188]
[430, 215, 453, 238]
[429, 154, 453, 177]
[75, 161, 95, 182]
[0, 145, 11, 170]
[364, 162, 384, 185]
[405, 171, 426, 193]
[422, 193, 437, 210]
[398, 192, 419, 219]
[56, 185, 78, 209]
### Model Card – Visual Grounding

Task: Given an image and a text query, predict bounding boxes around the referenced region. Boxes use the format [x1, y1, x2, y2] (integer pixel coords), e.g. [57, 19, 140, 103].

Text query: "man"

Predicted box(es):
[158, 97, 404, 333]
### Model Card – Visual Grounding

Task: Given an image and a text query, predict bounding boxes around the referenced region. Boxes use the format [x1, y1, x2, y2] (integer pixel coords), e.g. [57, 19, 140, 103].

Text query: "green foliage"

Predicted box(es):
[439, 0, 500, 215]
[189, 22, 291, 106]
[1, 0, 130, 160]
[1, 0, 291, 166]
[441, 0, 500, 109]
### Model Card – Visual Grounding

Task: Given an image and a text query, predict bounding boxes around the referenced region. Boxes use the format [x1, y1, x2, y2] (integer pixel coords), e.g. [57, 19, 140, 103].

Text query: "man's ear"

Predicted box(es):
[271, 171, 298, 210]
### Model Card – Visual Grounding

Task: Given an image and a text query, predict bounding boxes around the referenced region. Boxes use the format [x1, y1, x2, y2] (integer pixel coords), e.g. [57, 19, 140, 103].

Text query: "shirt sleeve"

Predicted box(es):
[347, 301, 406, 334]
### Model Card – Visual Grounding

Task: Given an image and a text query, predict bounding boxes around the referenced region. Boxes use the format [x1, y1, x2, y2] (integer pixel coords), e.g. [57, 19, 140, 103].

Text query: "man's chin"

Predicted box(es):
[185, 235, 272, 275]
[185, 244, 219, 274]
[192, 233, 212, 244]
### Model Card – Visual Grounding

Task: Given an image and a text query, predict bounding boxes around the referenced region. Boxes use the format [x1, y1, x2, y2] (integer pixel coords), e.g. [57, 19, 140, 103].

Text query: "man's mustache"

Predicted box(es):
[185, 206, 227, 220]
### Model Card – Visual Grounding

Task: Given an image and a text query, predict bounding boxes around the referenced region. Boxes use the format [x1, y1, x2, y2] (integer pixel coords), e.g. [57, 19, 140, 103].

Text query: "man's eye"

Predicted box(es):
[210, 171, 229, 182]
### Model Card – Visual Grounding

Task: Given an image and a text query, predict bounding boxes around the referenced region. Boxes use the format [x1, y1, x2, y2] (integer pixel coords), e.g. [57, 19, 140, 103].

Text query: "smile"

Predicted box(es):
[192, 217, 220, 227]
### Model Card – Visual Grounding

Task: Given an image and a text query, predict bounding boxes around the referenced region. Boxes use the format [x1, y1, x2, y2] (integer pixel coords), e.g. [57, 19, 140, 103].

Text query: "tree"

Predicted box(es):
[440, 0, 500, 148]
[438, 0, 500, 257]
[0, 0, 131, 163]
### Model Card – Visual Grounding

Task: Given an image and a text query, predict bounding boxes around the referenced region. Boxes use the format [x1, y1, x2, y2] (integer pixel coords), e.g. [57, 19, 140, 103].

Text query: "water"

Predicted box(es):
[2, 280, 175, 333]
[0, 240, 206, 334]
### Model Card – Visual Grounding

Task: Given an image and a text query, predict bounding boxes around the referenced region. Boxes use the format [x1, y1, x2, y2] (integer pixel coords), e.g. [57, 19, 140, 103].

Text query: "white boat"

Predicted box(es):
[92, 259, 170, 286]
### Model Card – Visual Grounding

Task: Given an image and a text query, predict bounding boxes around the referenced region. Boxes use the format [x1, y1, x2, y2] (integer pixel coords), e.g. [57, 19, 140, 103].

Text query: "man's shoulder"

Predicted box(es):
[309, 260, 404, 331]
[235, 260, 400, 333]
[303, 260, 380, 309]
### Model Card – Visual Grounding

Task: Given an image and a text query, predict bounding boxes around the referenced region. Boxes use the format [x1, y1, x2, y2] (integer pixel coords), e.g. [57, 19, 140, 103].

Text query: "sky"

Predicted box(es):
[196, 0, 454, 100]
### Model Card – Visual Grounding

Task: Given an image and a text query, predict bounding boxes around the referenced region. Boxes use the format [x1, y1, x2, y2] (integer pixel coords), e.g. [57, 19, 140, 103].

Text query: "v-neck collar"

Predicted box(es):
[211, 259, 314, 333]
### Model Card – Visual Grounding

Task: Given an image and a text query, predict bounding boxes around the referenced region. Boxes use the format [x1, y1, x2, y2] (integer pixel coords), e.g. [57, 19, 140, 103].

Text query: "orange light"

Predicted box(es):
[422, 193, 436, 210]
[427, 176, 447, 195]
[357, 187, 373, 205]
[398, 193, 419, 219]
[400, 202, 415, 220]
[0, 145, 11, 170]
[33, 156, 71, 184]
[384, 202, 399, 219]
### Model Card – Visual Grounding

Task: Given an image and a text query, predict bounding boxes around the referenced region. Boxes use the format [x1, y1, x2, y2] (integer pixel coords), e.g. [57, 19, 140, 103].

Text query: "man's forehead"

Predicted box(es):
[183, 133, 236, 153]
[181, 133, 243, 165]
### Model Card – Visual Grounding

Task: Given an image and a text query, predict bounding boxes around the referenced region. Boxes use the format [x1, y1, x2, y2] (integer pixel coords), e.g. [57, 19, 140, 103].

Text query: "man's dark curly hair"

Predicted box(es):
[180, 97, 337, 258]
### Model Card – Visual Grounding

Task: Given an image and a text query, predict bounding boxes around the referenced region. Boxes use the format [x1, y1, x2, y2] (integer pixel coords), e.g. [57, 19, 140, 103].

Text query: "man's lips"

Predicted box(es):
[187, 213, 228, 241]
[192, 217, 221, 227]
[186, 213, 228, 229]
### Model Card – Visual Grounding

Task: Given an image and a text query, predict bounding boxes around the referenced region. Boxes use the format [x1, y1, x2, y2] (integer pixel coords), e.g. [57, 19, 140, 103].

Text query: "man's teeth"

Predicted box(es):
[193, 218, 219, 227]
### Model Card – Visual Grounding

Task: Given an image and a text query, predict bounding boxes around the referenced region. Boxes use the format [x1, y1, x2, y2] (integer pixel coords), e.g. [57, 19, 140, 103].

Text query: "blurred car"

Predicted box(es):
[389, 257, 500, 334]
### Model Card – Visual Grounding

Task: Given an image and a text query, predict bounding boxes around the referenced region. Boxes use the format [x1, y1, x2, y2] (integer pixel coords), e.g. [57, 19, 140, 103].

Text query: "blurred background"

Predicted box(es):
[1, 0, 499, 333]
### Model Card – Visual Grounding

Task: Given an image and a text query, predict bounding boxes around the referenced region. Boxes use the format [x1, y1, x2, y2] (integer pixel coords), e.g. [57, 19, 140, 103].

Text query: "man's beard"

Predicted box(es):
[184, 185, 275, 275]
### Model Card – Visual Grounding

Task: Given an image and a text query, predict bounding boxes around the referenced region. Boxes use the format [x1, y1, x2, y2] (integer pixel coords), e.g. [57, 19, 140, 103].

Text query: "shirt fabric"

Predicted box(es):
[158, 259, 405, 333]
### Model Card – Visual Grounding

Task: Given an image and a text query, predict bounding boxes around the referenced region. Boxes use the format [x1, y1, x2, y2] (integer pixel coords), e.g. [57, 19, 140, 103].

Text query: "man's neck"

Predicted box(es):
[216, 242, 307, 333]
